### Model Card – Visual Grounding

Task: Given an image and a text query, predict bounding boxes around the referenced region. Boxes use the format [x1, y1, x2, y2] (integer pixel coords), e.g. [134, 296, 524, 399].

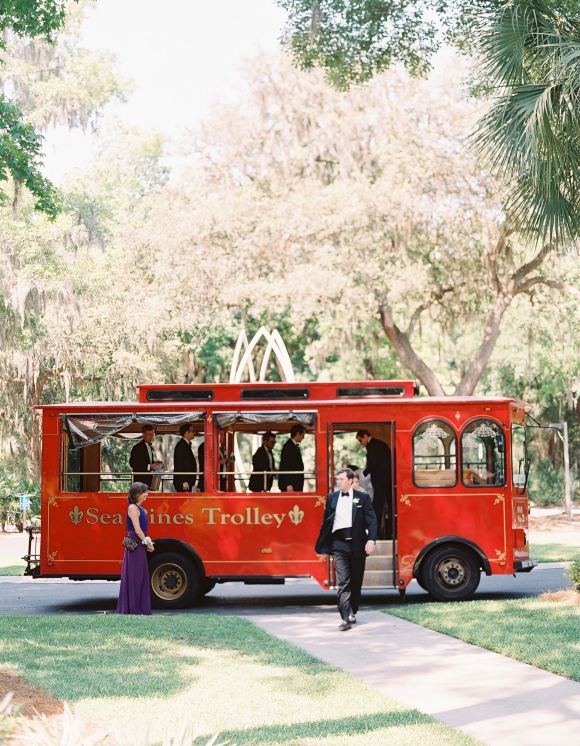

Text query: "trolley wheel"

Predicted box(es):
[422, 545, 480, 602]
[148, 552, 200, 609]
[414, 568, 429, 592]
[202, 579, 216, 595]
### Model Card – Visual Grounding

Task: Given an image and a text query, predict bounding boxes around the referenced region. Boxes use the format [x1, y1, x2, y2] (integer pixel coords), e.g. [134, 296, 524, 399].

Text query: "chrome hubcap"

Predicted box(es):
[438, 558, 466, 587]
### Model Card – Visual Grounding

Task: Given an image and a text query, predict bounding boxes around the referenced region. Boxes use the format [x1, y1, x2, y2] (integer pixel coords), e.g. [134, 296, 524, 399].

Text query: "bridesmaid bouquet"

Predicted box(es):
[142, 537, 155, 549]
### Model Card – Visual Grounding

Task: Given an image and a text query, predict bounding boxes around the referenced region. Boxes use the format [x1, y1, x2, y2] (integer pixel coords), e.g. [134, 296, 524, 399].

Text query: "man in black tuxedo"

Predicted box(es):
[315, 468, 377, 630]
[173, 423, 197, 492]
[248, 432, 276, 492]
[278, 424, 305, 492]
[357, 429, 392, 539]
[129, 425, 163, 488]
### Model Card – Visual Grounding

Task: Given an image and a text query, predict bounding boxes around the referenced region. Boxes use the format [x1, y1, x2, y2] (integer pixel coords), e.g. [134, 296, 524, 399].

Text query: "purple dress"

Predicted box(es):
[117, 505, 151, 615]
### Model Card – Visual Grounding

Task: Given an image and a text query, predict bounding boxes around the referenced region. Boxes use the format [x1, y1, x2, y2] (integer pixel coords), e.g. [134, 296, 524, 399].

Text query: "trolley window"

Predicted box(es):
[511, 424, 528, 489]
[213, 411, 317, 493]
[413, 419, 457, 488]
[61, 413, 206, 493]
[461, 419, 505, 487]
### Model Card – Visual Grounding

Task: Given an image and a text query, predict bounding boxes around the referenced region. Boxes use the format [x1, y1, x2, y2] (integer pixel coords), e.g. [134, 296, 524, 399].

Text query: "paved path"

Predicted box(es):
[251, 610, 580, 746]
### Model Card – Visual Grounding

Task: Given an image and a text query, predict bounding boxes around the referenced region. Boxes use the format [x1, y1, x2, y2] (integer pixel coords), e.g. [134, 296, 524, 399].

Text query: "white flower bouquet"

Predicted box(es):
[142, 537, 154, 549]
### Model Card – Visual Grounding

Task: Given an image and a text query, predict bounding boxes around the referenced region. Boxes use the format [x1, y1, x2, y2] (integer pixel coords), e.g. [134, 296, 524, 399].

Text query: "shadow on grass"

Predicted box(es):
[0, 615, 333, 702]
[198, 711, 433, 745]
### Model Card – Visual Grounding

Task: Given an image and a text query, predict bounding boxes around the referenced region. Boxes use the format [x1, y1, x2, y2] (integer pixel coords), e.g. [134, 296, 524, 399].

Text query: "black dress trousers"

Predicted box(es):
[332, 536, 366, 622]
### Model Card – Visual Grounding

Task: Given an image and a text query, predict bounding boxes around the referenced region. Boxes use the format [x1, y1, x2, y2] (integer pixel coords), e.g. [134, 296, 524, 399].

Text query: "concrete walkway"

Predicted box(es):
[251, 610, 580, 746]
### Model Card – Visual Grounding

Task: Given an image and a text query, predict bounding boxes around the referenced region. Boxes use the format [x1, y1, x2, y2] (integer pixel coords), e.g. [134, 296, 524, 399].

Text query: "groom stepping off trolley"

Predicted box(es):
[315, 468, 378, 630]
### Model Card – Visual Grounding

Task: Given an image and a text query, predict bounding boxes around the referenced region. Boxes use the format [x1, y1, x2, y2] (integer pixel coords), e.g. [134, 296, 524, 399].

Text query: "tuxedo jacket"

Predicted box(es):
[248, 445, 275, 492]
[315, 489, 378, 558]
[173, 438, 197, 491]
[278, 438, 304, 492]
[129, 439, 154, 488]
[363, 437, 392, 489]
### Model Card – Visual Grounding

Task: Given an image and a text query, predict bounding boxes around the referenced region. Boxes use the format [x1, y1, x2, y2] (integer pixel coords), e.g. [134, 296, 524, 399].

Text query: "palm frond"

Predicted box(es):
[471, 0, 580, 243]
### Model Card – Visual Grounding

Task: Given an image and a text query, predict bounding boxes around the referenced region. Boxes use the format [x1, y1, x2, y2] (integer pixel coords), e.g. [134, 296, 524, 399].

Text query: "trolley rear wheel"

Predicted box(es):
[148, 552, 200, 609]
[422, 545, 480, 602]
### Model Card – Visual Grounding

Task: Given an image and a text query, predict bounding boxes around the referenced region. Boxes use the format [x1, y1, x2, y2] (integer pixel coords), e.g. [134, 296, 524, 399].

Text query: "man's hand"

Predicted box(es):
[365, 541, 375, 555]
[153, 461, 163, 469]
[183, 482, 190, 491]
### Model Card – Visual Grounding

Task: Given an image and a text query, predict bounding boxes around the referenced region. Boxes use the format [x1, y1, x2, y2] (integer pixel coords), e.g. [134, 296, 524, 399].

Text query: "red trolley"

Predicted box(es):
[27, 380, 536, 607]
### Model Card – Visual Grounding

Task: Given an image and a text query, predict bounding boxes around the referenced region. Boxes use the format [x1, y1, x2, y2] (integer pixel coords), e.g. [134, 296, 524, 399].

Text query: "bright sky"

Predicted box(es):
[43, 0, 287, 181]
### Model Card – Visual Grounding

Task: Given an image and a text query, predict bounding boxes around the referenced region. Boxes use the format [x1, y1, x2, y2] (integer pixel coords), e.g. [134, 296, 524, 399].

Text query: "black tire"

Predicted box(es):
[202, 579, 216, 595]
[421, 545, 480, 601]
[148, 552, 200, 609]
[413, 569, 429, 592]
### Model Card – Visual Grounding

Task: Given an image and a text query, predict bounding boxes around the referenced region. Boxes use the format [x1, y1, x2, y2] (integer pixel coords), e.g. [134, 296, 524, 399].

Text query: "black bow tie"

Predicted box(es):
[341, 492, 350, 497]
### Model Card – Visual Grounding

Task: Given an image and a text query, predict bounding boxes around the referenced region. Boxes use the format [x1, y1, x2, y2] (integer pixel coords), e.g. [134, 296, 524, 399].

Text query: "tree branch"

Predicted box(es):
[406, 285, 455, 337]
[379, 303, 445, 396]
[511, 243, 553, 290]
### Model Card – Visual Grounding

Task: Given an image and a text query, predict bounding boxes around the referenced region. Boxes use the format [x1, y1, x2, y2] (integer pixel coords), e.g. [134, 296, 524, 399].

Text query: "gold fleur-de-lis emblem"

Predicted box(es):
[288, 504, 304, 525]
[69, 505, 84, 525]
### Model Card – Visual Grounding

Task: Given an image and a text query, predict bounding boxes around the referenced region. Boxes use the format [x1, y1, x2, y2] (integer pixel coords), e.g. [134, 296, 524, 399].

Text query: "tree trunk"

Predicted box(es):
[454, 294, 511, 396]
[379, 304, 445, 396]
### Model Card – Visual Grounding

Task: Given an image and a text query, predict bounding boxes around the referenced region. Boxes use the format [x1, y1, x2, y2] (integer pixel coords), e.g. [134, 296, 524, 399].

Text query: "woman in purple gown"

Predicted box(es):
[117, 482, 154, 615]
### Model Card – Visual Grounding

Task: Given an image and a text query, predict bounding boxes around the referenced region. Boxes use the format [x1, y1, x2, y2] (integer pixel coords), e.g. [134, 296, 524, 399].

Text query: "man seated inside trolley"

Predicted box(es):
[212, 413, 315, 493]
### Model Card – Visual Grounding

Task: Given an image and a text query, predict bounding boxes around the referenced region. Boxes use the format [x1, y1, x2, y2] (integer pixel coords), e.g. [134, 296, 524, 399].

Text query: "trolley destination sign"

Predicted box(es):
[26, 379, 538, 609]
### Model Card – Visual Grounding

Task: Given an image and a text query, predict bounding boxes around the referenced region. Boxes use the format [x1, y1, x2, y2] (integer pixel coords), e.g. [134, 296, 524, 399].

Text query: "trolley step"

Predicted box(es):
[362, 570, 396, 587]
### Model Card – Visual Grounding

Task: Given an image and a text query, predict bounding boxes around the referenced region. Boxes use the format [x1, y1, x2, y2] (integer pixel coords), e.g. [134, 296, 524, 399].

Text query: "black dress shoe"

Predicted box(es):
[348, 615, 357, 624]
[338, 621, 351, 631]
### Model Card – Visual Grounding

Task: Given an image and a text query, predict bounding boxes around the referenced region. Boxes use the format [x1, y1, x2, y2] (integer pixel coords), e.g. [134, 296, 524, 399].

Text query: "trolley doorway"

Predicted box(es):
[328, 421, 396, 589]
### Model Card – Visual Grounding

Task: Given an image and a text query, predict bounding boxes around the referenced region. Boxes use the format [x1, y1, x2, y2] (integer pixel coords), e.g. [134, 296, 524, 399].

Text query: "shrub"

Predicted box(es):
[565, 558, 580, 593]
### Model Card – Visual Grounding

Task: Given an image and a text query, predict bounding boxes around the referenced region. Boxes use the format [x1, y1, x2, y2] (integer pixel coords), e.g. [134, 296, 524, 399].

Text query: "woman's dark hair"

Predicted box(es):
[128, 482, 149, 504]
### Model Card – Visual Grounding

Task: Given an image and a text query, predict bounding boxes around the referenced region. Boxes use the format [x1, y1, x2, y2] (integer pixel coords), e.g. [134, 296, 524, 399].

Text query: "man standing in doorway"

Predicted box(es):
[278, 424, 305, 492]
[356, 429, 392, 539]
[129, 425, 163, 488]
[315, 468, 377, 630]
[173, 423, 197, 492]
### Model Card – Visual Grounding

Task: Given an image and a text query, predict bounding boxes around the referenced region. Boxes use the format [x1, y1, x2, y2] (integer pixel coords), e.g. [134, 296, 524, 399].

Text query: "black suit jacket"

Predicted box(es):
[129, 439, 154, 488]
[363, 437, 391, 488]
[248, 445, 275, 492]
[315, 489, 378, 558]
[173, 438, 197, 491]
[278, 438, 304, 492]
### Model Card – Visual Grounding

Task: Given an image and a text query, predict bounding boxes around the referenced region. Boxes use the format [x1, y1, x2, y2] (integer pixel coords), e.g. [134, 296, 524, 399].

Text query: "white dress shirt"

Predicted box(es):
[332, 488, 353, 532]
[145, 441, 153, 470]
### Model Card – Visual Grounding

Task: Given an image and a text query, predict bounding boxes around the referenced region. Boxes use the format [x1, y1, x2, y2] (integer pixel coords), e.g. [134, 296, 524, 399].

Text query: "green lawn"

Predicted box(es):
[0, 557, 24, 576]
[387, 597, 580, 681]
[529, 531, 580, 563]
[0, 615, 479, 746]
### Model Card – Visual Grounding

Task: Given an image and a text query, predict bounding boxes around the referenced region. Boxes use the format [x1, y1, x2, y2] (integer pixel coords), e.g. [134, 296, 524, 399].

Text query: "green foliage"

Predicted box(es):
[0, 463, 39, 529]
[0, 0, 72, 216]
[564, 557, 580, 591]
[0, 0, 67, 46]
[0, 94, 58, 216]
[277, 0, 442, 89]
[471, 0, 580, 242]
